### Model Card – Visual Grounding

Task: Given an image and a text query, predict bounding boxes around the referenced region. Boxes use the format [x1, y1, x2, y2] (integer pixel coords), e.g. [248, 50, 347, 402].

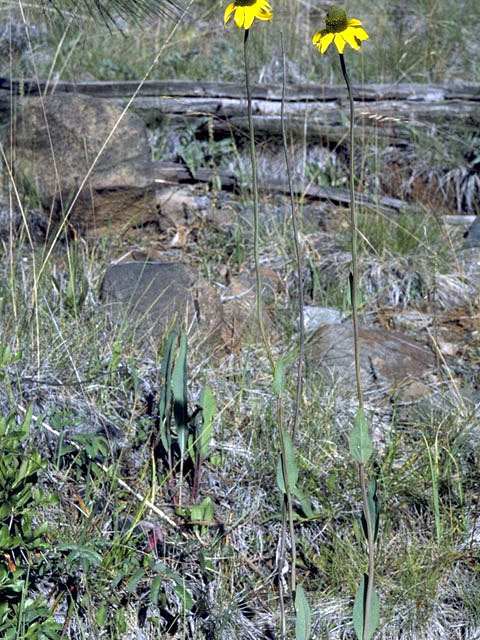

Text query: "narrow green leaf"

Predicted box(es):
[272, 358, 286, 397]
[345, 272, 364, 311]
[198, 386, 216, 461]
[295, 585, 311, 640]
[276, 457, 284, 494]
[149, 559, 168, 572]
[276, 433, 298, 494]
[116, 607, 127, 633]
[126, 567, 145, 593]
[201, 496, 214, 522]
[0, 344, 10, 366]
[174, 583, 194, 610]
[58, 544, 103, 568]
[19, 404, 33, 437]
[95, 602, 108, 627]
[349, 408, 373, 463]
[189, 503, 203, 522]
[361, 477, 380, 543]
[159, 330, 176, 425]
[353, 574, 380, 640]
[187, 433, 196, 464]
[150, 575, 162, 605]
[293, 487, 314, 518]
[172, 332, 188, 455]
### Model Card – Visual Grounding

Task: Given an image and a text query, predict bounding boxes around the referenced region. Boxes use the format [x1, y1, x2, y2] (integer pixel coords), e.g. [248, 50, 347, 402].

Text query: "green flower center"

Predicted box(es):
[234, 0, 256, 6]
[325, 5, 348, 32]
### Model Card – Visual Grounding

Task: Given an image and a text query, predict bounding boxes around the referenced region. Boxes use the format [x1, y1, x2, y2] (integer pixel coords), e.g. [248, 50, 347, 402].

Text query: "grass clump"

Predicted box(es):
[353, 209, 447, 261]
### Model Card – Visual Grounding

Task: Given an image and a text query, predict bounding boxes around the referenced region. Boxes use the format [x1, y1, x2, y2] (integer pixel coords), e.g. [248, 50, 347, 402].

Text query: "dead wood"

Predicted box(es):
[1, 78, 479, 144]
[152, 160, 415, 213]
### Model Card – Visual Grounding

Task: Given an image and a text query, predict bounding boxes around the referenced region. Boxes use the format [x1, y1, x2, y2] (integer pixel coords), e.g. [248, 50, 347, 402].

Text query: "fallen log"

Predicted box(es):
[152, 160, 416, 213]
[1, 78, 479, 144]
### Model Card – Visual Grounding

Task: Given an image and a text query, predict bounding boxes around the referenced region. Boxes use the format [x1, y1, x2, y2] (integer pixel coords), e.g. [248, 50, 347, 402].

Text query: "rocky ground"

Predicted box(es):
[2, 85, 480, 638]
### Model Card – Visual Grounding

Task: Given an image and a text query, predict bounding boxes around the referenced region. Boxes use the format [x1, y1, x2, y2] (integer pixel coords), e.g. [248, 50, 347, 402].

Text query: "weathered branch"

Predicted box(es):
[152, 160, 414, 213]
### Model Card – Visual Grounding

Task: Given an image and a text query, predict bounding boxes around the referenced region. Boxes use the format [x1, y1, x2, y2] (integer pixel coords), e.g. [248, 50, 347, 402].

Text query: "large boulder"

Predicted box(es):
[10, 94, 156, 232]
[100, 261, 227, 355]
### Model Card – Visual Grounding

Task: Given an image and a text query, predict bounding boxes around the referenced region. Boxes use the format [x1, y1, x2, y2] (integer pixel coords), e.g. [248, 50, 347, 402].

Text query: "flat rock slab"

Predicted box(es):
[464, 217, 480, 248]
[100, 261, 226, 353]
[306, 322, 435, 399]
[10, 94, 155, 232]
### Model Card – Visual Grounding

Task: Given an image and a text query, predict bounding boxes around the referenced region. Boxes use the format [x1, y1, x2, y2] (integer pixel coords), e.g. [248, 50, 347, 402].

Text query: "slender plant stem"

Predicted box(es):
[243, 29, 274, 370]
[339, 52, 374, 640]
[244, 31, 294, 635]
[339, 53, 363, 409]
[280, 32, 305, 443]
[279, 31, 299, 604]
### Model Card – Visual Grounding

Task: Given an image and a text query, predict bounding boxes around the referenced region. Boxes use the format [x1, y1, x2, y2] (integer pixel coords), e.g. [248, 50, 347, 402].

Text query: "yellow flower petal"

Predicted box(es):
[224, 2, 235, 25]
[320, 32, 334, 53]
[234, 6, 245, 28]
[333, 33, 346, 53]
[352, 27, 369, 42]
[312, 28, 326, 45]
[341, 27, 361, 50]
[254, 0, 272, 21]
[347, 18, 362, 27]
[244, 7, 256, 29]
[257, 7, 272, 20]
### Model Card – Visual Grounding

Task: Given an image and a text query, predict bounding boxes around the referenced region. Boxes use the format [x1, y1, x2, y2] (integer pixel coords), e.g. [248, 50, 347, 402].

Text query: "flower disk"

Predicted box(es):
[224, 0, 272, 30]
[312, 6, 369, 54]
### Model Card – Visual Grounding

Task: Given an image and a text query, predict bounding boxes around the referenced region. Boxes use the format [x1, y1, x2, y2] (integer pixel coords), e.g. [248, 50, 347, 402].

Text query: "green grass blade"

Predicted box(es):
[159, 331, 176, 450]
[159, 330, 176, 422]
[172, 332, 188, 455]
[198, 385, 216, 461]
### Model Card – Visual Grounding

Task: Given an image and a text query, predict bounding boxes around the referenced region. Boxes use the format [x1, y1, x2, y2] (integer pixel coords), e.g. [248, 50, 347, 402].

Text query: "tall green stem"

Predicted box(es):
[244, 32, 296, 637]
[243, 29, 274, 370]
[339, 53, 363, 409]
[339, 52, 374, 640]
[280, 32, 304, 443]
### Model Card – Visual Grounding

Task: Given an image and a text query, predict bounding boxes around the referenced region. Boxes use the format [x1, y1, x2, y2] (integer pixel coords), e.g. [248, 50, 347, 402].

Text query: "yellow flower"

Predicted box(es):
[312, 5, 369, 54]
[224, 0, 272, 30]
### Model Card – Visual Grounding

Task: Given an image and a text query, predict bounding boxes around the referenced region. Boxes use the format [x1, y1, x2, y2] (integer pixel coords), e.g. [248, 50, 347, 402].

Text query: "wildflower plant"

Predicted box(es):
[223, 3, 308, 638]
[313, 6, 379, 640]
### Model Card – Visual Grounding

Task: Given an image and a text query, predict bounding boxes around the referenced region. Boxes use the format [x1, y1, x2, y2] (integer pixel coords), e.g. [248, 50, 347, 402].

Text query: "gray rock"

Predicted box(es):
[458, 247, 480, 282]
[306, 322, 435, 398]
[296, 306, 342, 333]
[10, 94, 156, 233]
[389, 311, 433, 332]
[464, 217, 480, 248]
[100, 261, 226, 353]
[220, 273, 277, 352]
